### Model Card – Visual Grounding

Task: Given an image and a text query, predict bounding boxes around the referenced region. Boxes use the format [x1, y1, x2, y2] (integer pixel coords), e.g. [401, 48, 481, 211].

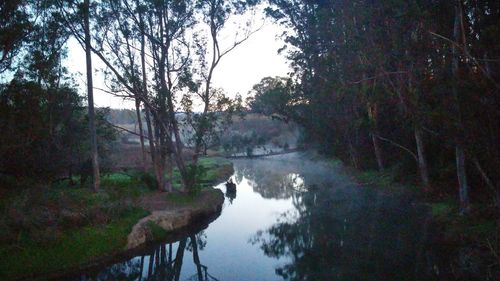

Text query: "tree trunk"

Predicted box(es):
[84, 0, 100, 192]
[472, 157, 499, 206]
[368, 103, 384, 172]
[156, 159, 167, 192]
[414, 126, 430, 188]
[157, 124, 168, 192]
[154, 248, 160, 268]
[139, 255, 144, 280]
[144, 106, 164, 191]
[168, 243, 172, 263]
[173, 238, 187, 281]
[139, 10, 165, 192]
[348, 141, 359, 169]
[372, 133, 384, 172]
[147, 250, 154, 278]
[156, 10, 188, 191]
[452, 1, 469, 214]
[135, 99, 147, 171]
[191, 235, 204, 281]
[456, 144, 469, 214]
[166, 151, 173, 192]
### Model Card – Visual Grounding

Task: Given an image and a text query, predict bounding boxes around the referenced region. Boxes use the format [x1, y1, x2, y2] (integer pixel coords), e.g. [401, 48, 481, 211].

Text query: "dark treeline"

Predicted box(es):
[247, 0, 499, 213]
[0, 1, 116, 185]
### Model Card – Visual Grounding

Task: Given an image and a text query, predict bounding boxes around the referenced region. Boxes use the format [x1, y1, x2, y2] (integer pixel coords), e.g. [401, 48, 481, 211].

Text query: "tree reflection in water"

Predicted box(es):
[77, 154, 461, 281]
[225, 186, 237, 204]
[232, 156, 326, 200]
[80, 232, 218, 281]
[247, 173, 432, 280]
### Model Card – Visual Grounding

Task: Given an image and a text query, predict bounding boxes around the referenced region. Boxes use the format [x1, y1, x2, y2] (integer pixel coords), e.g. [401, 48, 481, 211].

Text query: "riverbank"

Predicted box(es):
[0, 157, 233, 280]
[321, 155, 499, 279]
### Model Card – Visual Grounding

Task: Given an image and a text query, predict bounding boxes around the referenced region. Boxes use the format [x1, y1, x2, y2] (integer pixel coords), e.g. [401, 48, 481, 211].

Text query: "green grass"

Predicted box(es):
[357, 170, 393, 187]
[147, 221, 169, 242]
[428, 201, 455, 218]
[170, 157, 233, 190]
[0, 156, 233, 280]
[197, 157, 233, 184]
[348, 165, 420, 195]
[0, 207, 149, 280]
[166, 192, 198, 205]
[428, 201, 498, 240]
[0, 171, 153, 280]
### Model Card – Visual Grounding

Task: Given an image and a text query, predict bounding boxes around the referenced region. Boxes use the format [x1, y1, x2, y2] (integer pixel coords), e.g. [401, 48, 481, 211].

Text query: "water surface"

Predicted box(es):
[76, 153, 436, 281]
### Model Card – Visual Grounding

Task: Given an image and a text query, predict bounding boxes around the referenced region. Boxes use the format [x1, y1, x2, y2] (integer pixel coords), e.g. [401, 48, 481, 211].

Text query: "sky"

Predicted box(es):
[65, 9, 290, 109]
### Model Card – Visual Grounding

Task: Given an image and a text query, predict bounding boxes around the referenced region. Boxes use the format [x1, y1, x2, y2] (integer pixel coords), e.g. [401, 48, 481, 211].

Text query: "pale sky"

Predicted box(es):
[65, 10, 290, 109]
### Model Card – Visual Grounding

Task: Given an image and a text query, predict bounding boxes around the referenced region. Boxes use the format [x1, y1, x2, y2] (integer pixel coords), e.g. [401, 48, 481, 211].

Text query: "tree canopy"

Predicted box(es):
[248, 0, 499, 212]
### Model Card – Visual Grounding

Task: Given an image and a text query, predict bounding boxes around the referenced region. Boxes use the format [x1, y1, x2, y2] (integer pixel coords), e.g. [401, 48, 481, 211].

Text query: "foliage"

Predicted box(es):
[147, 220, 169, 242]
[63, 0, 260, 191]
[0, 78, 116, 184]
[0, 0, 32, 73]
[247, 76, 294, 119]
[0, 1, 117, 184]
[253, 0, 500, 208]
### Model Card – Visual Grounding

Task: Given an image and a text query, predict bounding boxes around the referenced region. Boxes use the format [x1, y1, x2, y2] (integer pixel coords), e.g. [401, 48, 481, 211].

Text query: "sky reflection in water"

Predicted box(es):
[78, 153, 431, 281]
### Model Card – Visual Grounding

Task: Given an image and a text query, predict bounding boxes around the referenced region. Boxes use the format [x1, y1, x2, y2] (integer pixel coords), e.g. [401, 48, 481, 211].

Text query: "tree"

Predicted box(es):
[0, 0, 31, 73]
[247, 76, 293, 119]
[0, 0, 116, 187]
[64, 0, 259, 192]
[0, 78, 116, 185]
[259, 0, 499, 211]
[83, 0, 101, 192]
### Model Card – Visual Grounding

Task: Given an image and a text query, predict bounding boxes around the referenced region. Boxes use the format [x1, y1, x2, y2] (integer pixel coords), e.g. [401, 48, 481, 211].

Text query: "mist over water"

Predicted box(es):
[76, 153, 442, 281]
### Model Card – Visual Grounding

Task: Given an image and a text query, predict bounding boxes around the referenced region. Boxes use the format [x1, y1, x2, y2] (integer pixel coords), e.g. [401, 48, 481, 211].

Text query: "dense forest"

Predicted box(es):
[247, 0, 499, 214]
[2, 0, 497, 211]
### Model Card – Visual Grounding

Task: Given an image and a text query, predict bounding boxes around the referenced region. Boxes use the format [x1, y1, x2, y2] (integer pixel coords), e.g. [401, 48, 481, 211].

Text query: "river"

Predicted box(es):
[74, 153, 446, 281]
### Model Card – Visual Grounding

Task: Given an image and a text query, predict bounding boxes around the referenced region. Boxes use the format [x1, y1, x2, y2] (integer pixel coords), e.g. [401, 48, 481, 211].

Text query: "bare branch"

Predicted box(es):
[108, 123, 149, 140]
[372, 133, 418, 162]
[429, 31, 500, 89]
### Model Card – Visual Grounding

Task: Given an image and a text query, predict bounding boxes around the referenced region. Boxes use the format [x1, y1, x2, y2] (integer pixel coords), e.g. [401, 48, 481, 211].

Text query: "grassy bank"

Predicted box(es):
[171, 157, 234, 190]
[0, 157, 233, 280]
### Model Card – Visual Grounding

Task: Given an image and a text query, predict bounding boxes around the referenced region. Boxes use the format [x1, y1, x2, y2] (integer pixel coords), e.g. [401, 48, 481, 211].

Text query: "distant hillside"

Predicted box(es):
[106, 108, 139, 125]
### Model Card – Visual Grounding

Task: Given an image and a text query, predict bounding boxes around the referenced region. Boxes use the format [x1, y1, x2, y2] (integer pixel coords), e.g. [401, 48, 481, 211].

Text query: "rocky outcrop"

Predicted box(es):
[126, 189, 224, 249]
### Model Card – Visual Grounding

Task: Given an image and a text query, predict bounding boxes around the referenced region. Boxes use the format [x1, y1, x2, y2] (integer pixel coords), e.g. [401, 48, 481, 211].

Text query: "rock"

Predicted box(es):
[126, 189, 224, 249]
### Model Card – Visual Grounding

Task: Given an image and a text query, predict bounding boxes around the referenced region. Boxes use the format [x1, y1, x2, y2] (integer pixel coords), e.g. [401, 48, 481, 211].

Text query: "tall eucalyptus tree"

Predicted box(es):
[61, 0, 259, 192]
